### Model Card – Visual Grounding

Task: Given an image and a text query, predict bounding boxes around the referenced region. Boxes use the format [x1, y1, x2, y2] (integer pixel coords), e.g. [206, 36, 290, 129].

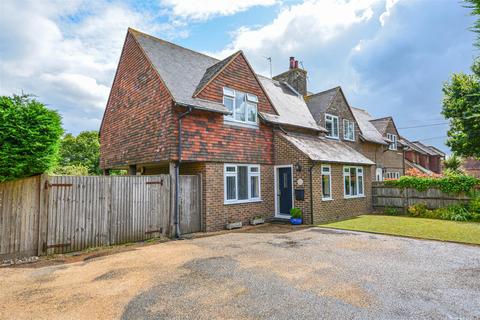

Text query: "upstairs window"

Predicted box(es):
[343, 119, 355, 141]
[387, 133, 397, 150]
[223, 87, 258, 125]
[325, 114, 339, 139]
[344, 166, 364, 198]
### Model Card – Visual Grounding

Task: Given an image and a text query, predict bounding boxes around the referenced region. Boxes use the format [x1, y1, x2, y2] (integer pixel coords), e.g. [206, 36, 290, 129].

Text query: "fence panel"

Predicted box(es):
[0, 176, 40, 259]
[179, 175, 201, 234]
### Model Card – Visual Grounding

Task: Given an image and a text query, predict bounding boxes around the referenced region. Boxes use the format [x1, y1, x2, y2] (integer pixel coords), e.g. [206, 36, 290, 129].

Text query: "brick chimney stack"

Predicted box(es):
[273, 56, 307, 96]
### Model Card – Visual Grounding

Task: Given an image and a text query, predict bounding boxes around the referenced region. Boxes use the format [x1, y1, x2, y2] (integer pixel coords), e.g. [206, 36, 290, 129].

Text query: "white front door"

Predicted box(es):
[375, 168, 383, 181]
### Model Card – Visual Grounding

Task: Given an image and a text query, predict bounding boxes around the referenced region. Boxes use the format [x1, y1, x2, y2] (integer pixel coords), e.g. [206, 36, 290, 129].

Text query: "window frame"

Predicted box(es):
[223, 87, 258, 126]
[387, 133, 398, 150]
[343, 166, 365, 198]
[385, 171, 400, 179]
[321, 165, 333, 201]
[343, 119, 355, 141]
[224, 164, 261, 204]
[325, 114, 339, 139]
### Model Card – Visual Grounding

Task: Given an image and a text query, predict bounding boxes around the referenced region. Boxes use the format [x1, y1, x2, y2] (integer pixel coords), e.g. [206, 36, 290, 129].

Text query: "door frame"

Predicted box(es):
[274, 165, 294, 218]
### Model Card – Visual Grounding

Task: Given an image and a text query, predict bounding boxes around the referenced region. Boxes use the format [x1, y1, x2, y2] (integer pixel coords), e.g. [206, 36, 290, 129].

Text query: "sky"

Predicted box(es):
[0, 0, 476, 153]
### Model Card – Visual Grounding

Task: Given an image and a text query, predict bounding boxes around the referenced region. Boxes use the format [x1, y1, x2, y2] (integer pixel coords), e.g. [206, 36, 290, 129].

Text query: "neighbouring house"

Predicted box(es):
[461, 157, 480, 178]
[99, 29, 374, 233]
[302, 85, 404, 182]
[400, 138, 445, 174]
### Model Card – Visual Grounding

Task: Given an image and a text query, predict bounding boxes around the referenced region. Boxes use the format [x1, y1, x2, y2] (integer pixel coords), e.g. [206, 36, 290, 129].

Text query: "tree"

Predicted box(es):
[0, 94, 63, 182]
[57, 131, 101, 175]
[442, 60, 480, 158]
[441, 1, 480, 158]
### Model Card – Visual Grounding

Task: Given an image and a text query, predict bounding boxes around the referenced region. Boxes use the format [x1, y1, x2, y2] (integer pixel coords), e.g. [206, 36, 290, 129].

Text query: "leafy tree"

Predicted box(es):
[51, 164, 89, 176]
[442, 59, 480, 158]
[443, 154, 462, 172]
[0, 94, 63, 182]
[464, 0, 480, 48]
[57, 131, 101, 175]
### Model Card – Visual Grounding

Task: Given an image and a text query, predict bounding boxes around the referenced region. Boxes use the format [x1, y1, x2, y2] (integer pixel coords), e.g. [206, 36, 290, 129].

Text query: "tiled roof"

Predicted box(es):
[305, 87, 339, 119]
[279, 132, 375, 165]
[193, 51, 240, 96]
[258, 75, 325, 132]
[463, 157, 480, 170]
[351, 107, 388, 145]
[370, 117, 391, 135]
[412, 141, 440, 156]
[405, 159, 435, 175]
[130, 28, 229, 114]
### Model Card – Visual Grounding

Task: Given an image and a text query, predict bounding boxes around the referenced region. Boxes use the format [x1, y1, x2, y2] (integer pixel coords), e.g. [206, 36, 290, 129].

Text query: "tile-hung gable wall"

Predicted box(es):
[180, 53, 276, 164]
[100, 33, 174, 169]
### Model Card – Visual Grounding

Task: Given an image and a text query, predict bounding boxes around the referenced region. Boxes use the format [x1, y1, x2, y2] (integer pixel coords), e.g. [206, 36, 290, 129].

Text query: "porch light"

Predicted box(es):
[295, 162, 302, 172]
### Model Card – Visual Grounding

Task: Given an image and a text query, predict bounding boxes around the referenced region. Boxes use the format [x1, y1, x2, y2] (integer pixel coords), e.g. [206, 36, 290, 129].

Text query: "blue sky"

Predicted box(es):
[0, 0, 476, 153]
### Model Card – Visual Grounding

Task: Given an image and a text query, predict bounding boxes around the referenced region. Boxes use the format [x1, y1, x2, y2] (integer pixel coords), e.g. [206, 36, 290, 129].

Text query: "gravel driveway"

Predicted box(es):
[1, 225, 479, 319]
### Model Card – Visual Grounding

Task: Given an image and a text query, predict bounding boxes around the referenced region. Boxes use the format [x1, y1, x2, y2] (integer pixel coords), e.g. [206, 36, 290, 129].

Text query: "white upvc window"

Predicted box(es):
[387, 133, 397, 150]
[224, 164, 261, 204]
[343, 119, 355, 141]
[325, 114, 339, 139]
[343, 166, 364, 198]
[223, 87, 258, 125]
[385, 171, 400, 179]
[321, 165, 332, 200]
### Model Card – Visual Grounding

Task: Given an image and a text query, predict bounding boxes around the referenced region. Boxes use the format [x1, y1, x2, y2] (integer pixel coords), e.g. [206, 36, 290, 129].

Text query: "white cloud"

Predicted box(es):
[0, 0, 168, 134]
[159, 0, 277, 21]
[214, 0, 378, 59]
[379, 0, 400, 26]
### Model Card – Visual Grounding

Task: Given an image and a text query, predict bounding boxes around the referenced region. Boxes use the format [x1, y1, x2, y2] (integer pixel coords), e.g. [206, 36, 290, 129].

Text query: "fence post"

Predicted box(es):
[37, 174, 48, 256]
[168, 162, 176, 238]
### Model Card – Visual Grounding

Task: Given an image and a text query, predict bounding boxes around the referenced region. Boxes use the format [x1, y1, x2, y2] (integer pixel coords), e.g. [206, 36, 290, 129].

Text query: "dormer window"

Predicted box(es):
[223, 87, 258, 125]
[387, 133, 397, 150]
[325, 114, 339, 139]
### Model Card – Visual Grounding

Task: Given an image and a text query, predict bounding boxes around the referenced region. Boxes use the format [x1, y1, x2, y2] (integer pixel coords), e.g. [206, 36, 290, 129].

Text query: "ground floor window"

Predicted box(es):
[344, 166, 364, 198]
[385, 171, 400, 179]
[321, 165, 332, 200]
[224, 164, 261, 203]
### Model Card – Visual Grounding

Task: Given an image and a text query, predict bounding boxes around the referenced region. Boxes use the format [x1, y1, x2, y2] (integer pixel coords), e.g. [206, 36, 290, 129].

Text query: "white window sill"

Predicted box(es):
[321, 198, 334, 201]
[224, 199, 262, 205]
[343, 138, 355, 142]
[224, 118, 258, 129]
[343, 195, 365, 199]
[325, 136, 339, 140]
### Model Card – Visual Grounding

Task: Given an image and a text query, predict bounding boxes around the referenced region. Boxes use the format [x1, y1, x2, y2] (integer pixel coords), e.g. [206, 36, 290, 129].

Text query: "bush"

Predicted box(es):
[469, 197, 480, 214]
[51, 164, 89, 176]
[0, 94, 63, 182]
[385, 175, 480, 194]
[384, 207, 400, 215]
[290, 207, 302, 219]
[407, 203, 428, 217]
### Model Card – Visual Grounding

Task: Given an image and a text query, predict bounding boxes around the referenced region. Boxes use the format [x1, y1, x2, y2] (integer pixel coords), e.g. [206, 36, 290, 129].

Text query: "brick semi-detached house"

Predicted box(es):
[100, 28, 375, 233]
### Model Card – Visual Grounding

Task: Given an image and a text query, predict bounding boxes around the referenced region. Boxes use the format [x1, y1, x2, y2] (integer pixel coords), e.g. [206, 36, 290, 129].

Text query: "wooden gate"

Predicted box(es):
[45, 175, 170, 254]
[179, 175, 202, 234]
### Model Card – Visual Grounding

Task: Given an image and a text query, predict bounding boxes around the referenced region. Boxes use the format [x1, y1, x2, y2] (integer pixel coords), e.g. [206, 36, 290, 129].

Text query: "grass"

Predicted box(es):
[319, 215, 480, 245]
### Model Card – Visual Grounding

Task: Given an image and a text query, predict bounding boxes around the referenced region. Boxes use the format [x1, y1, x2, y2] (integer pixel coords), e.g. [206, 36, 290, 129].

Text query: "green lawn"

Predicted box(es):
[319, 215, 480, 245]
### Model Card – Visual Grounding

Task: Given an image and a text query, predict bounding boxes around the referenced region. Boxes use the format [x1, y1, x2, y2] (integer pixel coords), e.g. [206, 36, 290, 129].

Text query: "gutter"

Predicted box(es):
[175, 106, 193, 239]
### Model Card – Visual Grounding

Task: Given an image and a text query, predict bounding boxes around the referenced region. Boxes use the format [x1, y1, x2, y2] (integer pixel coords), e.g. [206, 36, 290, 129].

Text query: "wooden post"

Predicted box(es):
[168, 162, 177, 238]
[37, 174, 48, 256]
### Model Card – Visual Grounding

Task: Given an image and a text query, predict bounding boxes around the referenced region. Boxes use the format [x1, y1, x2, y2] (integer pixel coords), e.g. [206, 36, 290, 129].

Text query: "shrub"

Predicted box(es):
[407, 203, 428, 217]
[0, 94, 63, 182]
[290, 207, 302, 219]
[469, 197, 480, 214]
[384, 207, 400, 215]
[385, 175, 480, 194]
[51, 164, 89, 176]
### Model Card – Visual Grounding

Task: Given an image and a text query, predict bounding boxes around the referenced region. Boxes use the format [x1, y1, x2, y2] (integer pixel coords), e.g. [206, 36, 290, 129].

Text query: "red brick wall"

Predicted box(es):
[100, 32, 174, 169]
[178, 53, 276, 164]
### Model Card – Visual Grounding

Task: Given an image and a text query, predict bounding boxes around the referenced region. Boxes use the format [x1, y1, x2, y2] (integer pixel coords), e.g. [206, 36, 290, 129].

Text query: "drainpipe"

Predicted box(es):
[175, 106, 193, 238]
[309, 163, 315, 225]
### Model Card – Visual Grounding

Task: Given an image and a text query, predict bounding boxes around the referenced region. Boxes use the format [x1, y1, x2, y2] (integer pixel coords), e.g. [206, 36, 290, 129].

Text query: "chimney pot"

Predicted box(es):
[294, 60, 299, 69]
[289, 56, 295, 69]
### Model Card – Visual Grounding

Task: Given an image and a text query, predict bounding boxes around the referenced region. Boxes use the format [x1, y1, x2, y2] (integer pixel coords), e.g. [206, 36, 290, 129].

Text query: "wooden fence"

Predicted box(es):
[372, 182, 472, 212]
[0, 174, 201, 259]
